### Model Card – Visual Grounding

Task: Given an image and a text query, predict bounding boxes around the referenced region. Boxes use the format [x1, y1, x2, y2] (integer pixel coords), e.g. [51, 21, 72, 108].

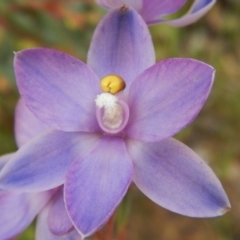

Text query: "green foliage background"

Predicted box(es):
[0, 0, 239, 239]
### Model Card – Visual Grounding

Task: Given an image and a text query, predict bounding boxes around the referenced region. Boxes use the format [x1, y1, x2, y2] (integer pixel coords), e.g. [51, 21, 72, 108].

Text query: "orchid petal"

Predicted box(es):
[48, 188, 74, 236]
[0, 131, 100, 192]
[127, 138, 230, 217]
[36, 203, 81, 240]
[14, 48, 101, 132]
[96, 0, 142, 11]
[0, 190, 52, 239]
[126, 58, 214, 142]
[0, 153, 14, 171]
[88, 8, 155, 92]
[15, 99, 48, 148]
[65, 136, 132, 237]
[151, 0, 216, 27]
[141, 0, 186, 23]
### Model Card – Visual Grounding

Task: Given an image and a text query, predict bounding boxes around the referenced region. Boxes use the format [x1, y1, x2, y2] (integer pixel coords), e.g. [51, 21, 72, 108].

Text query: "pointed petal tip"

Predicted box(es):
[13, 50, 24, 56]
[13, 50, 26, 66]
[220, 206, 231, 215]
[14, 48, 34, 59]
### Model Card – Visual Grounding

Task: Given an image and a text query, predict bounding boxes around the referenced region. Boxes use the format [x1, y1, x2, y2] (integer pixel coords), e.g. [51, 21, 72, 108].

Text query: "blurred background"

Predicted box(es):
[0, 0, 239, 239]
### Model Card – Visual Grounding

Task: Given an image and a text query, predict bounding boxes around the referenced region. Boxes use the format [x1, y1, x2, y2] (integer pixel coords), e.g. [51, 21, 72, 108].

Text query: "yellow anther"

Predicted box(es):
[100, 75, 126, 94]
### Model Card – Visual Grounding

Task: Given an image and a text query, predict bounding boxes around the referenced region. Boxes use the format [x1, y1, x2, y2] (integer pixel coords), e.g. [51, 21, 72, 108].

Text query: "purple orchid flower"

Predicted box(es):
[96, 0, 216, 27]
[0, 8, 230, 239]
[0, 100, 81, 240]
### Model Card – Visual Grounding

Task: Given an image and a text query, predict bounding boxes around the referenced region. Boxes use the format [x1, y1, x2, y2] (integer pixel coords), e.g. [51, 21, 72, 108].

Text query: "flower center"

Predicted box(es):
[95, 75, 129, 134]
[100, 74, 126, 94]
